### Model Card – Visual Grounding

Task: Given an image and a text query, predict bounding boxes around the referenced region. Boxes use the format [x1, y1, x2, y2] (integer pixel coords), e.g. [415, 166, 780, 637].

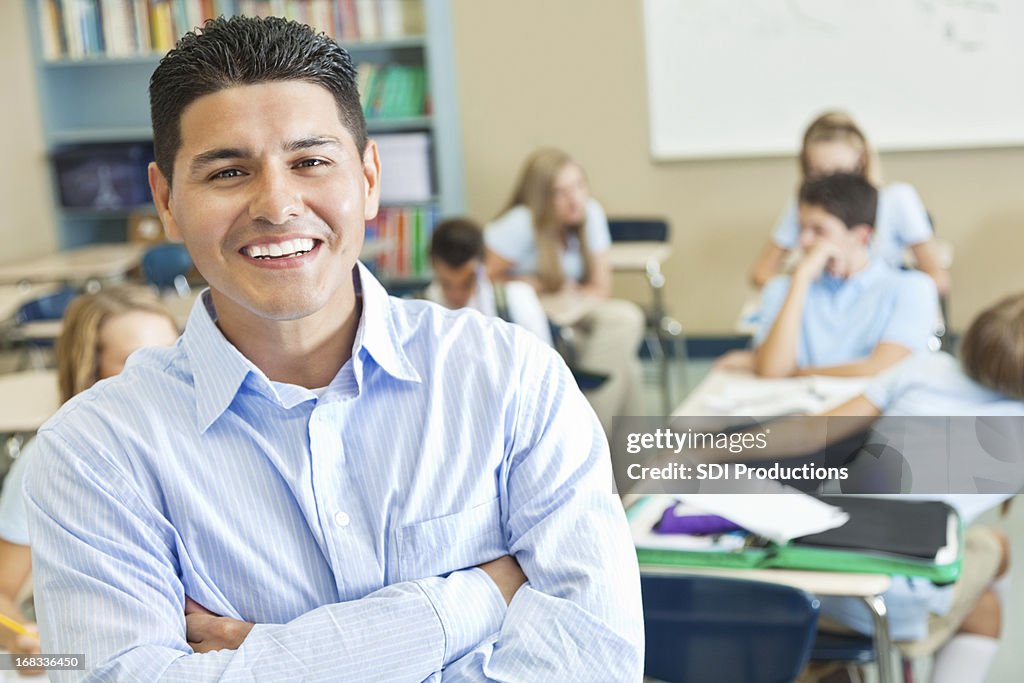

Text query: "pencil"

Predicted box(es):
[0, 613, 38, 640]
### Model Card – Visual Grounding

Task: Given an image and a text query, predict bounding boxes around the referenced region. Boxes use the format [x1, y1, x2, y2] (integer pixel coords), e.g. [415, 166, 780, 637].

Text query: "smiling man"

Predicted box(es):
[23, 17, 642, 682]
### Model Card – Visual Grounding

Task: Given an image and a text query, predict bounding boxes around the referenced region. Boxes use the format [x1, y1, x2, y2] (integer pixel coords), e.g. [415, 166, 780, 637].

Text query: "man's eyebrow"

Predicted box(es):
[286, 136, 343, 151]
[190, 148, 250, 173]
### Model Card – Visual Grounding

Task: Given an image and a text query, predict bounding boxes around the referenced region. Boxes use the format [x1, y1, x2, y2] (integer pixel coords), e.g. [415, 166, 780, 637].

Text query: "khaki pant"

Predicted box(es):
[573, 298, 646, 435]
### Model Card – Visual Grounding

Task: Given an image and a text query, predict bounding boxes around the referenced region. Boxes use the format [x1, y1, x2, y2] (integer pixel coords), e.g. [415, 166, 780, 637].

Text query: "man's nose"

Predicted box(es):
[249, 168, 302, 225]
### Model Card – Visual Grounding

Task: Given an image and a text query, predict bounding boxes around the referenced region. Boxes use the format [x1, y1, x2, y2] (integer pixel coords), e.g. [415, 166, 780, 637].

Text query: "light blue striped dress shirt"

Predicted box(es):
[24, 263, 644, 682]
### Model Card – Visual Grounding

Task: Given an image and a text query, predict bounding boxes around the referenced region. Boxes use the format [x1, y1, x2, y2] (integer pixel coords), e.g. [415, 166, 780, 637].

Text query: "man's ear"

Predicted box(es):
[362, 139, 381, 221]
[851, 223, 874, 247]
[148, 162, 181, 241]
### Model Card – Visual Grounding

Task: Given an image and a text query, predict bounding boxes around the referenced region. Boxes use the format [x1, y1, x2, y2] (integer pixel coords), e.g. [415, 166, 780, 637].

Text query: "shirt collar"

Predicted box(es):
[183, 262, 420, 433]
[351, 262, 422, 386]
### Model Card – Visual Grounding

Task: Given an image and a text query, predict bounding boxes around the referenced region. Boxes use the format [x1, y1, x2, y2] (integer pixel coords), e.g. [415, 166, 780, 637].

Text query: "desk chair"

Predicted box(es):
[7, 286, 79, 369]
[607, 219, 686, 414]
[642, 574, 820, 683]
[142, 243, 193, 297]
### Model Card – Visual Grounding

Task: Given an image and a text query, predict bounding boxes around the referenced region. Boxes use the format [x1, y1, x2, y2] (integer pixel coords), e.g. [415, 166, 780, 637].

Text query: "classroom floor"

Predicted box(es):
[643, 356, 1023, 683]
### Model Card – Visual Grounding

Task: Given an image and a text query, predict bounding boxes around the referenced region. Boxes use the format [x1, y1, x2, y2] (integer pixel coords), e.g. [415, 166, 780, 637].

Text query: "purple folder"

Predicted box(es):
[654, 504, 744, 535]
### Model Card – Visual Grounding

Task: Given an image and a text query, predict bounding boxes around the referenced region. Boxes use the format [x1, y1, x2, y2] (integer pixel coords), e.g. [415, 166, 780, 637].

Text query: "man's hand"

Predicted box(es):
[794, 241, 841, 281]
[184, 597, 254, 653]
[477, 555, 527, 605]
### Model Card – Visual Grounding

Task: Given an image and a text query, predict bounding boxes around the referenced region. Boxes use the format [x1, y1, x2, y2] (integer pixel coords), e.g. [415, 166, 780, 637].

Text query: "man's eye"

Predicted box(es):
[296, 158, 329, 168]
[211, 168, 243, 180]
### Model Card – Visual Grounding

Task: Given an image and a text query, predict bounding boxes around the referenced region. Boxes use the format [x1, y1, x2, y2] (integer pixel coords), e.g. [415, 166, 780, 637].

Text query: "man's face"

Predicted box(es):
[432, 258, 479, 309]
[797, 202, 870, 276]
[149, 81, 380, 324]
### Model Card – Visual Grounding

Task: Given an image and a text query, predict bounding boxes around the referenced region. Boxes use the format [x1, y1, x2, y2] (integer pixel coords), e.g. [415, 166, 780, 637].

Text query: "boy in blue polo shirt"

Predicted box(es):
[750, 173, 939, 378]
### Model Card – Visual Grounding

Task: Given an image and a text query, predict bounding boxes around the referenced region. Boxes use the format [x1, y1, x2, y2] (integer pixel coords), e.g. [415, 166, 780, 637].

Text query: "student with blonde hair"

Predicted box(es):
[485, 148, 645, 433]
[750, 111, 950, 294]
[0, 286, 179, 671]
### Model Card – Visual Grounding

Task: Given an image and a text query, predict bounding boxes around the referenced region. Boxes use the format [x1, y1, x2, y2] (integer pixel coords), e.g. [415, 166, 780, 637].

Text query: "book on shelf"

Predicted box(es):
[37, 0, 425, 62]
[364, 205, 437, 279]
[359, 63, 427, 119]
[341, 0, 423, 41]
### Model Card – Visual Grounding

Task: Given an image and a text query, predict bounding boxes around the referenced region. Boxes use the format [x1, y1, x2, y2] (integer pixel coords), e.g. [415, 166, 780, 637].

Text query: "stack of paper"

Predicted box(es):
[676, 490, 849, 544]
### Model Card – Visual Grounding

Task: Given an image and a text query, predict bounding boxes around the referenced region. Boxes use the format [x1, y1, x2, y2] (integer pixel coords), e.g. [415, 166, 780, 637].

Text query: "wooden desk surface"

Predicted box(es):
[640, 563, 892, 597]
[0, 243, 146, 285]
[0, 370, 60, 433]
[606, 242, 672, 271]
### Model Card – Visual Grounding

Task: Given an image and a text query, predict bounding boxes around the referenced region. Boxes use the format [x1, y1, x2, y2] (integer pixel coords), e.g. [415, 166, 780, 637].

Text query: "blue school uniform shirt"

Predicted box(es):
[820, 351, 1023, 641]
[753, 260, 938, 367]
[865, 351, 1024, 417]
[23, 263, 643, 682]
[485, 198, 611, 282]
[771, 182, 934, 268]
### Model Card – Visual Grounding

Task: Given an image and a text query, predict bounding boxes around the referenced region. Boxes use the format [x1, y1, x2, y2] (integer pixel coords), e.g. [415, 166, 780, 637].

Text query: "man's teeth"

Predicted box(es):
[245, 238, 316, 259]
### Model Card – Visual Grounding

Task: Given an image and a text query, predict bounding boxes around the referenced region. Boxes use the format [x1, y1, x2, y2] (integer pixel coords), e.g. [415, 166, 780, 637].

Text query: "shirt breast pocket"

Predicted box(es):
[397, 497, 507, 582]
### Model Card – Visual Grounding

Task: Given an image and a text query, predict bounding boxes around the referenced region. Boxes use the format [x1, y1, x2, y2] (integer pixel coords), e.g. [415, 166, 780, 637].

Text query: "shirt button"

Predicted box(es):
[334, 511, 351, 528]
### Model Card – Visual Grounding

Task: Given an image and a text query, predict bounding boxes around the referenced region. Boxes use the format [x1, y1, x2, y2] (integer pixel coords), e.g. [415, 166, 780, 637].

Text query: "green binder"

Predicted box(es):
[629, 495, 963, 585]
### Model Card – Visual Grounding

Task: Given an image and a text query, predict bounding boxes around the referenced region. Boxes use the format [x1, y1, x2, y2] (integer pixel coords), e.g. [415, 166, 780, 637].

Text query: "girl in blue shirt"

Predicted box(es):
[484, 148, 645, 436]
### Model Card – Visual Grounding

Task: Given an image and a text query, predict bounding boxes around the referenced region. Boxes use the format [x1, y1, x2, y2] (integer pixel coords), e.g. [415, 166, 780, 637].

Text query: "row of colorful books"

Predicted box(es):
[358, 64, 428, 119]
[37, 0, 425, 61]
[365, 205, 437, 279]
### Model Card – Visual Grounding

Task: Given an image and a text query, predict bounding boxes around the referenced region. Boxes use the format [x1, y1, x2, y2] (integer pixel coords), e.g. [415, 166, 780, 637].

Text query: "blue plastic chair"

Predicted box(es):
[11, 286, 80, 369]
[142, 243, 193, 295]
[14, 287, 79, 325]
[642, 574, 821, 683]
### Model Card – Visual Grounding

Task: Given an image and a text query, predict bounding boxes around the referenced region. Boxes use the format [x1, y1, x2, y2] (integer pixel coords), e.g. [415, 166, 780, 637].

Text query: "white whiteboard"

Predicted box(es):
[643, 0, 1024, 159]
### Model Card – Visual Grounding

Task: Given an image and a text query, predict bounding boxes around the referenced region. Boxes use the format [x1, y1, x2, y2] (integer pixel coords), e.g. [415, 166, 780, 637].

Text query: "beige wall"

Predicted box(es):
[0, 1, 57, 262]
[450, 1, 1024, 334]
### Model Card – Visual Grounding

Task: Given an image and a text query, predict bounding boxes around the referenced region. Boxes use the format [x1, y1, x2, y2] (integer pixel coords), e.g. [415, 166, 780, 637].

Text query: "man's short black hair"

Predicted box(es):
[798, 173, 878, 229]
[429, 218, 485, 268]
[149, 15, 367, 182]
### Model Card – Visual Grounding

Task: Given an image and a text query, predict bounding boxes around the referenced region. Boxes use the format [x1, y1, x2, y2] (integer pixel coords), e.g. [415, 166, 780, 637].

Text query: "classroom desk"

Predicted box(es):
[673, 368, 868, 417]
[7, 321, 63, 343]
[0, 370, 59, 434]
[0, 243, 146, 286]
[606, 242, 672, 272]
[627, 492, 900, 683]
